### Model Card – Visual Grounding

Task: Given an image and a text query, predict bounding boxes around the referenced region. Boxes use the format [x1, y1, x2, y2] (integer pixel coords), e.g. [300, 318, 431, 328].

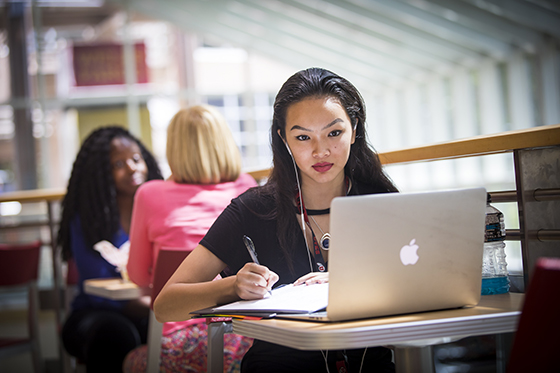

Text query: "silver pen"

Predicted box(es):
[243, 235, 272, 295]
[243, 235, 260, 264]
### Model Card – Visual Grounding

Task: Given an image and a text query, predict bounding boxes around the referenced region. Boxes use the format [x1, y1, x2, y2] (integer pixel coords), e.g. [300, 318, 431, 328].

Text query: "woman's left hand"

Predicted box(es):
[294, 272, 329, 286]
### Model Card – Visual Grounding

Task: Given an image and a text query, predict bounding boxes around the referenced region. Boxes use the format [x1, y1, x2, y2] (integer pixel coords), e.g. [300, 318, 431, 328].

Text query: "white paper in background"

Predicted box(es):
[93, 240, 130, 280]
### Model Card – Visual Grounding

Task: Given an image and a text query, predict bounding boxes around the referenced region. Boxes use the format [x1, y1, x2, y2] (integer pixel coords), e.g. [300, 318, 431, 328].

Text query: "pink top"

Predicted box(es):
[127, 174, 257, 334]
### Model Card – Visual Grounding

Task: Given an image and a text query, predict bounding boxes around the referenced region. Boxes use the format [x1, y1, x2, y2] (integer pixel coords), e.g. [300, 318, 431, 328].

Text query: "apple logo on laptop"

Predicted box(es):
[400, 239, 420, 265]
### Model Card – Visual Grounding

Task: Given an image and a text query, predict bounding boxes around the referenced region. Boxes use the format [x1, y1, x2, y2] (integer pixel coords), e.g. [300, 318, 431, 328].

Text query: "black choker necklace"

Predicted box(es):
[293, 207, 330, 216]
[306, 208, 330, 216]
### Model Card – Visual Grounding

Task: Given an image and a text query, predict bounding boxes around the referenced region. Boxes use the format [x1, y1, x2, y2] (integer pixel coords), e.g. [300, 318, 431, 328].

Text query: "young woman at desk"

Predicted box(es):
[58, 126, 162, 372]
[155, 68, 398, 372]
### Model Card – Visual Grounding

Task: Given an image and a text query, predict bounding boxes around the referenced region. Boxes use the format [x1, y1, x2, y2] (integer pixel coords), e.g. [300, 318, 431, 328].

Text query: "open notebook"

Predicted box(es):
[191, 283, 328, 318]
[193, 187, 487, 322]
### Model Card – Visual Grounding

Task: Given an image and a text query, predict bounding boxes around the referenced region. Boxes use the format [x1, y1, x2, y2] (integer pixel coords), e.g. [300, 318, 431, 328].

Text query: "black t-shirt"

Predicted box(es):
[200, 188, 311, 285]
[200, 180, 389, 285]
[200, 181, 396, 372]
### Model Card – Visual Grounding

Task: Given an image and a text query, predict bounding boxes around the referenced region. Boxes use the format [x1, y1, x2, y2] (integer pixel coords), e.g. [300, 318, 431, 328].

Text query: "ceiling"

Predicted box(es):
[2, 0, 560, 95]
[0, 1, 116, 28]
[108, 0, 560, 94]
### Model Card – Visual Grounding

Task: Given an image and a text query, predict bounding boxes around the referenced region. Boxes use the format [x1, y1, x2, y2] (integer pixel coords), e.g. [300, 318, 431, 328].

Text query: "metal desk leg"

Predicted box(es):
[47, 201, 66, 369]
[394, 346, 434, 373]
[496, 332, 515, 373]
[207, 321, 232, 373]
[146, 310, 163, 373]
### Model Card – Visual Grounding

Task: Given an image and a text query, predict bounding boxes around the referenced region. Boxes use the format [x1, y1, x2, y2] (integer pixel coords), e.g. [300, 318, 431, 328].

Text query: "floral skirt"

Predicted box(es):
[123, 320, 253, 373]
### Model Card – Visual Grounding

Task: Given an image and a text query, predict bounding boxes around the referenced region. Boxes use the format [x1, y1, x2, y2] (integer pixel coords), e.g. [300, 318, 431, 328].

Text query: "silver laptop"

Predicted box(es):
[280, 187, 487, 322]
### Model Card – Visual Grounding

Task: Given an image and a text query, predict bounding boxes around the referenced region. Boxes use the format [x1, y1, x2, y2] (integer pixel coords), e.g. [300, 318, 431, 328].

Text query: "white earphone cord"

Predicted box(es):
[285, 140, 315, 273]
[285, 138, 366, 372]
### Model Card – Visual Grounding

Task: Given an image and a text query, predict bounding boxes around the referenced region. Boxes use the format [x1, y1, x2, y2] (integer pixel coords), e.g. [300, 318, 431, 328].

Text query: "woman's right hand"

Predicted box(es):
[235, 263, 279, 299]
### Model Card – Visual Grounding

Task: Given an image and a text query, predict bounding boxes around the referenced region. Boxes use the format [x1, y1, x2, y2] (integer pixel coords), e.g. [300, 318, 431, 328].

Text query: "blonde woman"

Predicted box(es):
[125, 105, 257, 372]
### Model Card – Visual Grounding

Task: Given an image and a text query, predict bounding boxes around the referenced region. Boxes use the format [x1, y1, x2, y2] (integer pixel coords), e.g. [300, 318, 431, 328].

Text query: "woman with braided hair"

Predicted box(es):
[58, 125, 163, 372]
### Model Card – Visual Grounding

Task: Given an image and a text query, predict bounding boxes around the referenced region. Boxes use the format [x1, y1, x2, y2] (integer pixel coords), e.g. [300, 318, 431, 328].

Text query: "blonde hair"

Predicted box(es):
[166, 105, 242, 184]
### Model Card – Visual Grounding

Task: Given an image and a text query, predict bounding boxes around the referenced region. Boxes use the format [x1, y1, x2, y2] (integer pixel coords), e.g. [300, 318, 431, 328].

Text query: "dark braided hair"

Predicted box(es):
[256, 67, 397, 272]
[58, 126, 163, 261]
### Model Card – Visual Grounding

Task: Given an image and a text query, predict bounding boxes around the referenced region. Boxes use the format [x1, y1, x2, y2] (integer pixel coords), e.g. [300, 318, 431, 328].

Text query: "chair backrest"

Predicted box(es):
[0, 241, 42, 286]
[150, 248, 191, 308]
[507, 257, 560, 373]
[0, 240, 43, 373]
[65, 258, 80, 286]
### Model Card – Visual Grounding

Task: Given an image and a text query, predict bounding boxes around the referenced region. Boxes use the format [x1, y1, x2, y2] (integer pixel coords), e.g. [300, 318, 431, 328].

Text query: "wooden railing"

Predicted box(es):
[1, 123, 559, 301]
[377, 124, 560, 165]
[0, 188, 66, 204]
[247, 124, 560, 182]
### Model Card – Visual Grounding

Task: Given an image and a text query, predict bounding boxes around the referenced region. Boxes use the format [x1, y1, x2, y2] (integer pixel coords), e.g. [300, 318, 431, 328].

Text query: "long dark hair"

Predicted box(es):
[58, 126, 163, 260]
[258, 67, 397, 271]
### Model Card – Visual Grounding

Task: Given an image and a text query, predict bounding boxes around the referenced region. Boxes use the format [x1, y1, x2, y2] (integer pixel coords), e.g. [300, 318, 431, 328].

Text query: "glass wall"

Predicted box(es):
[1, 2, 559, 284]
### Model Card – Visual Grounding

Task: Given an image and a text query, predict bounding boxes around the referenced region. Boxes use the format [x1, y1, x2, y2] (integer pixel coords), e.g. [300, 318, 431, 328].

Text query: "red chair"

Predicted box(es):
[145, 248, 191, 373]
[62, 258, 85, 373]
[0, 241, 44, 373]
[507, 257, 560, 373]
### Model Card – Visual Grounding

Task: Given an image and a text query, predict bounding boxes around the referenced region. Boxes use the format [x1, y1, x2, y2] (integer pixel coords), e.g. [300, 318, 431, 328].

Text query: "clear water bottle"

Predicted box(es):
[481, 194, 510, 295]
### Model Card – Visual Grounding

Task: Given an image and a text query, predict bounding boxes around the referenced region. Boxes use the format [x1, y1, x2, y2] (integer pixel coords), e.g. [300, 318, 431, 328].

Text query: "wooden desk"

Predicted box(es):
[83, 278, 148, 300]
[231, 293, 523, 373]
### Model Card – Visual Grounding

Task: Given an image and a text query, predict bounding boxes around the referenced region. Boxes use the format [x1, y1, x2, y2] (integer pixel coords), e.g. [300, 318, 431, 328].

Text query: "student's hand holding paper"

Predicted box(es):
[294, 271, 329, 286]
[235, 262, 279, 300]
